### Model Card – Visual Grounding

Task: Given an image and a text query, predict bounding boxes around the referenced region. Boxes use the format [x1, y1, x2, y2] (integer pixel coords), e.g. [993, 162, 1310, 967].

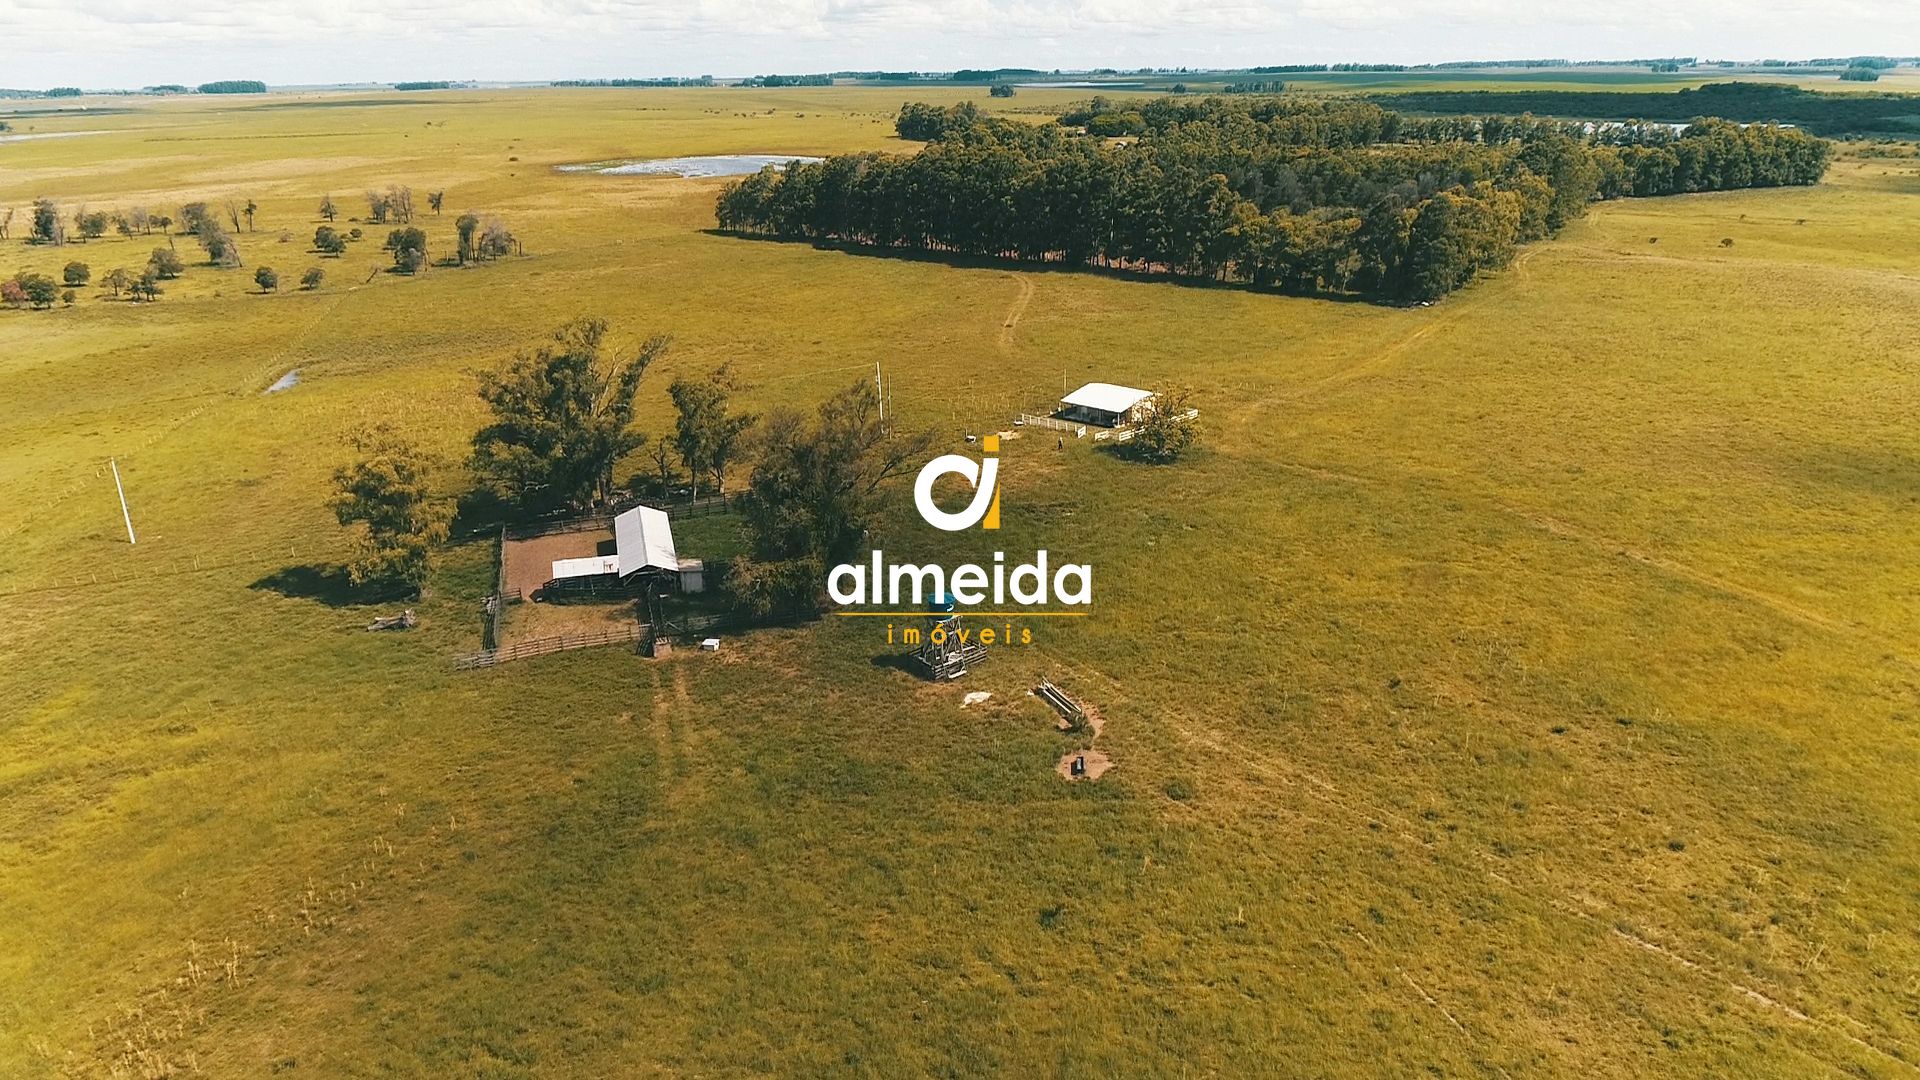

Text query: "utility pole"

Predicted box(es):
[110, 458, 136, 545]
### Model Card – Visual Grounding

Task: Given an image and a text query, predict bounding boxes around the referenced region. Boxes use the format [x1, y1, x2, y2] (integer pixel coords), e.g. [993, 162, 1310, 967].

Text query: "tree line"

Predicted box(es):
[3, 185, 512, 309]
[1371, 82, 1920, 137]
[715, 94, 1829, 302]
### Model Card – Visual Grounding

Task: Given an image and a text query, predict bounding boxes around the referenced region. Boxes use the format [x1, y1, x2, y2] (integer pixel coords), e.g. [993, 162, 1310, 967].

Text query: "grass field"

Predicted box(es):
[3, 87, 1920, 1077]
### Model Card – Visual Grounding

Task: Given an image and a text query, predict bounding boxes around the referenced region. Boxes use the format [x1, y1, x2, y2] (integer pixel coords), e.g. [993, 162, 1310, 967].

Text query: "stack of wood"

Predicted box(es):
[1036, 677, 1088, 733]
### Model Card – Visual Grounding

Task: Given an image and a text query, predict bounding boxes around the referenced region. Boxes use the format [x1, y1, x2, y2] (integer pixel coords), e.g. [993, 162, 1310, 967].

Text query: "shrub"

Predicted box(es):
[148, 247, 185, 279]
[18, 273, 60, 309]
[62, 262, 90, 287]
[1123, 387, 1200, 464]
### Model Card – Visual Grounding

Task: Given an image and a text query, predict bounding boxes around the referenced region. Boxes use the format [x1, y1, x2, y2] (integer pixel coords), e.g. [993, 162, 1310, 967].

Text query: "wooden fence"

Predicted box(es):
[502, 492, 744, 542]
[484, 525, 509, 650]
[452, 610, 746, 671]
[453, 623, 648, 670]
[1017, 413, 1086, 436]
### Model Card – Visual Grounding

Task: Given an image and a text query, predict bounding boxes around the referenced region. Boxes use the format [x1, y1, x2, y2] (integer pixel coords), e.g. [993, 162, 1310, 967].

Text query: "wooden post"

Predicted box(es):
[110, 459, 136, 545]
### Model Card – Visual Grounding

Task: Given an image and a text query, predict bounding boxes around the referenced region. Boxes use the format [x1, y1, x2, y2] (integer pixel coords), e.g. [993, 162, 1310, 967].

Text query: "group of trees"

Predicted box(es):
[366, 186, 416, 225]
[3, 243, 179, 309]
[312, 190, 511, 273]
[715, 94, 1830, 302]
[453, 212, 517, 264]
[177, 201, 242, 267]
[456, 318, 913, 613]
[1, 272, 61, 309]
[467, 320, 759, 511]
[16, 199, 188, 247]
[471, 319, 671, 508]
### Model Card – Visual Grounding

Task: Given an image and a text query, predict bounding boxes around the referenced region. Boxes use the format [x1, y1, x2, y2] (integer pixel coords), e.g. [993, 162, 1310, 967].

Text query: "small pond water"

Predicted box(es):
[558, 154, 823, 178]
[264, 368, 300, 394]
[0, 130, 106, 144]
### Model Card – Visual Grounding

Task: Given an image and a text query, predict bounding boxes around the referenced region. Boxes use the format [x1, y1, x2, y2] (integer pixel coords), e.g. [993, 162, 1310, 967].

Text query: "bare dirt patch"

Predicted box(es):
[1057, 748, 1112, 782]
[497, 527, 637, 646]
[1052, 701, 1105, 738]
[502, 528, 610, 599]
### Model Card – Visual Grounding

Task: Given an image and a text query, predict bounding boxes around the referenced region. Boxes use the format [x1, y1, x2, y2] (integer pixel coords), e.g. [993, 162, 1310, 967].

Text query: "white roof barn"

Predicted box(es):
[613, 505, 679, 576]
[549, 505, 680, 582]
[1059, 382, 1155, 427]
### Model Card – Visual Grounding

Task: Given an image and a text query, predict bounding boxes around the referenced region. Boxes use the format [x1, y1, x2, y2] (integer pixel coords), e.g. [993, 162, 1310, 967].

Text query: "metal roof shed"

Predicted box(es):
[613, 505, 679, 577]
[1059, 382, 1156, 427]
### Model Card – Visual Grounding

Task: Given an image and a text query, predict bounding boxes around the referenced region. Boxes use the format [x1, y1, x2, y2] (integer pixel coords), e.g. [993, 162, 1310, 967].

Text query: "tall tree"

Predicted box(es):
[387, 227, 427, 273]
[455, 212, 479, 264]
[647, 436, 680, 498]
[318, 194, 337, 222]
[332, 427, 454, 591]
[732, 379, 935, 615]
[30, 198, 62, 245]
[471, 319, 670, 508]
[669, 365, 756, 501]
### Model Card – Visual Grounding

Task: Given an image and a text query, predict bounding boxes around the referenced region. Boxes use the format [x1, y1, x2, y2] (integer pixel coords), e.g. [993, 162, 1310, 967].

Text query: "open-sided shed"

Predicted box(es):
[1059, 382, 1155, 428]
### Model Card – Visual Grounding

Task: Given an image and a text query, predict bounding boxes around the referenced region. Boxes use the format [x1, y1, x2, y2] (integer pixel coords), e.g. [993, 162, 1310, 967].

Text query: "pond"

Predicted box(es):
[0, 130, 106, 144]
[557, 154, 822, 178]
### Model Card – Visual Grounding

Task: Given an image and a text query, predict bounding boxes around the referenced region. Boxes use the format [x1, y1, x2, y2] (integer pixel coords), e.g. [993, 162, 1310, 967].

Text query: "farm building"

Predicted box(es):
[1058, 382, 1155, 428]
[547, 505, 704, 594]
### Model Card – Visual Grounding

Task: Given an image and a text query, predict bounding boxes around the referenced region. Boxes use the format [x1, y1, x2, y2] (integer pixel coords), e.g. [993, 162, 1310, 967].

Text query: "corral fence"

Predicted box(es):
[454, 623, 648, 670]
[481, 493, 744, 646]
[1016, 413, 1087, 437]
[452, 610, 748, 670]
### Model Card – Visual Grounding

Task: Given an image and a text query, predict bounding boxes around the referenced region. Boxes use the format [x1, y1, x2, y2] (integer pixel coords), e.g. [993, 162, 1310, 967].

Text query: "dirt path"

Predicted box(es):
[998, 273, 1036, 353]
[1231, 246, 1545, 435]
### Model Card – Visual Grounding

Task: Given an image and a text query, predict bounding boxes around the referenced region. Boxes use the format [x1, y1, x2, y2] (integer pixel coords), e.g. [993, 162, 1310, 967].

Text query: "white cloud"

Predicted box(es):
[2, 0, 1913, 88]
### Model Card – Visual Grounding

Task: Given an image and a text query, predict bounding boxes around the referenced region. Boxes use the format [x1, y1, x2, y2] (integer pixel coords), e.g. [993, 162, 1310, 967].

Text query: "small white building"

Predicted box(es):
[549, 505, 701, 591]
[1059, 382, 1155, 428]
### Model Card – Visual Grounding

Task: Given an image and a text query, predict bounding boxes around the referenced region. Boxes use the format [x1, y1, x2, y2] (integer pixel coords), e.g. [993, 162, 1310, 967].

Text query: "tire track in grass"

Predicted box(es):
[997, 272, 1035, 353]
[1513, 508, 1917, 669]
[1230, 247, 1545, 435]
[1055, 655, 1919, 1071]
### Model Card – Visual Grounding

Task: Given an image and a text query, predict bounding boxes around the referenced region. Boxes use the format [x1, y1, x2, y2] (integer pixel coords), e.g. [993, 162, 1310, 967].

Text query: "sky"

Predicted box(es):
[5, 0, 1916, 90]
